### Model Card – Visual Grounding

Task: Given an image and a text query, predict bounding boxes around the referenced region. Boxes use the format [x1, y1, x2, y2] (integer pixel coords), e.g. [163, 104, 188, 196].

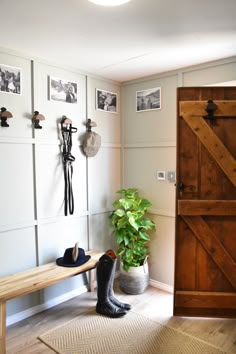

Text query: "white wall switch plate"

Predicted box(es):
[167, 171, 176, 182]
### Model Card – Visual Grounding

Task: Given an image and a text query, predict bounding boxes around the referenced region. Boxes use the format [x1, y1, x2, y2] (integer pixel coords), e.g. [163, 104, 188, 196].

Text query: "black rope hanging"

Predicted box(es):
[60, 115, 77, 216]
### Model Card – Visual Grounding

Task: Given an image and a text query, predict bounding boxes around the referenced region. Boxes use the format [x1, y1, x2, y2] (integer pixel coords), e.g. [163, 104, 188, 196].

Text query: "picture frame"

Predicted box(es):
[136, 87, 161, 112]
[96, 88, 117, 113]
[49, 76, 78, 104]
[0, 64, 22, 95]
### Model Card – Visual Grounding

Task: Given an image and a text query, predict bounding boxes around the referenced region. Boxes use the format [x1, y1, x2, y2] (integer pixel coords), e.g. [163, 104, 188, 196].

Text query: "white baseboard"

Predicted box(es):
[149, 279, 174, 294]
[6, 285, 88, 327]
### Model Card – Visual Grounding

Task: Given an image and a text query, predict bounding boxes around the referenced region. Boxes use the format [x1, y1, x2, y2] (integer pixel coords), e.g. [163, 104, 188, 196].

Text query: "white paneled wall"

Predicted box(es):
[0, 50, 121, 321]
[0, 143, 35, 227]
[123, 147, 176, 216]
[88, 147, 121, 213]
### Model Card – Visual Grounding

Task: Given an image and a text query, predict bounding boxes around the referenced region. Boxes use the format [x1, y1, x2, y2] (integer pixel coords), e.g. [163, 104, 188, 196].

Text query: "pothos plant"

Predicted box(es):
[110, 188, 156, 272]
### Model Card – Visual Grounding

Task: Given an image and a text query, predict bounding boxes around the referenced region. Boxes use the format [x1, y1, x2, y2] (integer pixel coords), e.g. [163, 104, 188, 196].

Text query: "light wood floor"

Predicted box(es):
[6, 282, 236, 353]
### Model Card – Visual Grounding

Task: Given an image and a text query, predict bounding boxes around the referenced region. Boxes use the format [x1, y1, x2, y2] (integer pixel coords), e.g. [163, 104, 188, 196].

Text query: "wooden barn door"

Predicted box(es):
[174, 87, 236, 318]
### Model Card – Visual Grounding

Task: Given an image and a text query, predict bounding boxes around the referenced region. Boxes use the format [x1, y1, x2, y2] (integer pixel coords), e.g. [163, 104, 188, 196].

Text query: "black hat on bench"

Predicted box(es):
[56, 242, 91, 267]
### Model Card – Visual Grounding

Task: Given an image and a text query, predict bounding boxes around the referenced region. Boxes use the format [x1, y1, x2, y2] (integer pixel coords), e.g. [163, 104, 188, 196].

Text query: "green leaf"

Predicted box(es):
[127, 212, 140, 231]
[139, 198, 152, 209]
[116, 234, 123, 244]
[114, 209, 125, 217]
[124, 234, 130, 246]
[117, 218, 128, 230]
[141, 217, 156, 230]
[138, 231, 150, 241]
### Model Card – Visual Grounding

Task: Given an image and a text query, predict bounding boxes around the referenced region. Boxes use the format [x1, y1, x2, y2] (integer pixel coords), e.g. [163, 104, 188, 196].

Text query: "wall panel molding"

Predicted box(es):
[0, 220, 37, 233]
[101, 143, 121, 148]
[149, 208, 175, 218]
[0, 137, 35, 144]
[124, 141, 176, 148]
[37, 212, 89, 225]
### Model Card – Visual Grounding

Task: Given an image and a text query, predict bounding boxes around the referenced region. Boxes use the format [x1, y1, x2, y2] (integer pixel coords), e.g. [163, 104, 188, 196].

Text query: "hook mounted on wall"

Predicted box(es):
[32, 111, 45, 129]
[0, 107, 13, 127]
[85, 118, 97, 132]
[61, 115, 73, 128]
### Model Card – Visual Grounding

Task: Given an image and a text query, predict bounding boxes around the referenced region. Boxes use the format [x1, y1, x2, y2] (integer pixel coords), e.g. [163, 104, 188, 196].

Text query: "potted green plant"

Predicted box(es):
[110, 188, 156, 294]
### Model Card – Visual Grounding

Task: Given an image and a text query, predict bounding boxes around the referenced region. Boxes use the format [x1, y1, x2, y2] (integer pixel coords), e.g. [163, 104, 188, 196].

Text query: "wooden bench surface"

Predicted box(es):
[0, 249, 103, 302]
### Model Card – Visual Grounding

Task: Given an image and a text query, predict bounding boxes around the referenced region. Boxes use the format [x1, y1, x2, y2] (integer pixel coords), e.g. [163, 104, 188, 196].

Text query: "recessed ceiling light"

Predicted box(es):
[88, 0, 131, 6]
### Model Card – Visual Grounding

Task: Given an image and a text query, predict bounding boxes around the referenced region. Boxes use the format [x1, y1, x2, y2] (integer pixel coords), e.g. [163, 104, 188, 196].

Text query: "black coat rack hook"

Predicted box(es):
[86, 118, 97, 132]
[32, 111, 45, 129]
[61, 115, 77, 133]
[61, 115, 72, 126]
[0, 107, 13, 127]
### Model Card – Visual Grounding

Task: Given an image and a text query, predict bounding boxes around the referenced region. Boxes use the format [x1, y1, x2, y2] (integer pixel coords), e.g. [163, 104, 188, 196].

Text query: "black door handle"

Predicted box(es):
[176, 182, 196, 191]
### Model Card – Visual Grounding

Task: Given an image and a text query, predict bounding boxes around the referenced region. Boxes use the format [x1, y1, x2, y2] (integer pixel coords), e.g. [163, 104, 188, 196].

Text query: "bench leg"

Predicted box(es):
[0, 302, 6, 354]
[89, 269, 96, 292]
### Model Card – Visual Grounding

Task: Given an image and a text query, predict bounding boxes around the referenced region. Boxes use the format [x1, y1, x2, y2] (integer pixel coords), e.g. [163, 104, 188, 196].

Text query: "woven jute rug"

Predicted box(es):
[38, 310, 229, 354]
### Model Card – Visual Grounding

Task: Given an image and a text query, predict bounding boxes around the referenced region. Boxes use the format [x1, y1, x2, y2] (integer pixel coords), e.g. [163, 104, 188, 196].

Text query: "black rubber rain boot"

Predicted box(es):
[96, 253, 127, 318]
[106, 250, 131, 311]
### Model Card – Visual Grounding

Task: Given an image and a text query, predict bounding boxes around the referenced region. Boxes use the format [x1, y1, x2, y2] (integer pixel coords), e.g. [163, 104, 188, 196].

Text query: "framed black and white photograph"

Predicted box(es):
[136, 87, 161, 112]
[0, 64, 21, 95]
[96, 88, 117, 113]
[49, 76, 77, 104]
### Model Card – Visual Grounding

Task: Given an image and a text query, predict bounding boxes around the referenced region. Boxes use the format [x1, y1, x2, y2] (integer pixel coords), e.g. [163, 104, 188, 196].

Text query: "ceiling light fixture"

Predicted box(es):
[88, 0, 131, 6]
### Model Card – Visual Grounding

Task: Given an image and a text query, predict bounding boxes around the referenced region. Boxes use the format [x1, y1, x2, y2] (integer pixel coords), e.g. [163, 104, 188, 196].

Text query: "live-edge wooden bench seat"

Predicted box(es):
[0, 249, 103, 354]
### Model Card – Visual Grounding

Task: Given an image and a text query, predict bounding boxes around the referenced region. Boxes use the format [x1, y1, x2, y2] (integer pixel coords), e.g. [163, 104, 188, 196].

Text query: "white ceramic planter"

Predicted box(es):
[119, 262, 149, 295]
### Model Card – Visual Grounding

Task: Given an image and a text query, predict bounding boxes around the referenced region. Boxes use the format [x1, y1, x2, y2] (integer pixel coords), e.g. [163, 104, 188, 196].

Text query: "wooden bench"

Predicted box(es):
[0, 249, 103, 354]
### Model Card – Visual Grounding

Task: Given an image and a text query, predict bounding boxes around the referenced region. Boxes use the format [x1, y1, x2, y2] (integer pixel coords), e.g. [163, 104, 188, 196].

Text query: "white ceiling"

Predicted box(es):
[1, 0, 236, 82]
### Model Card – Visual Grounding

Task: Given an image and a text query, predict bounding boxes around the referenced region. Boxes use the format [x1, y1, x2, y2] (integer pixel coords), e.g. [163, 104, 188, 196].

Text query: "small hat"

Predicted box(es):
[56, 242, 91, 267]
[83, 131, 101, 157]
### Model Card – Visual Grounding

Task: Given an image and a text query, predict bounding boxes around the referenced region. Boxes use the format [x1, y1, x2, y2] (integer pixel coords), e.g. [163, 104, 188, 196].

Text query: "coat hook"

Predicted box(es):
[60, 115, 77, 134]
[0, 107, 13, 127]
[61, 115, 73, 126]
[32, 111, 45, 129]
[86, 118, 97, 132]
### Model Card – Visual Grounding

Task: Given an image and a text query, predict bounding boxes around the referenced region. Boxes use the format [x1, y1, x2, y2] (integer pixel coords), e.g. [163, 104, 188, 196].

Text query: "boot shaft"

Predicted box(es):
[96, 253, 116, 302]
